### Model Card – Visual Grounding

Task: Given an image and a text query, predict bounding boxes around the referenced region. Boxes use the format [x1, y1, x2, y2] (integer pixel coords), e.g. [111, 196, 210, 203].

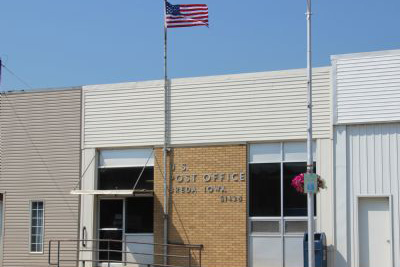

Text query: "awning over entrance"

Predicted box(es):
[70, 189, 153, 196]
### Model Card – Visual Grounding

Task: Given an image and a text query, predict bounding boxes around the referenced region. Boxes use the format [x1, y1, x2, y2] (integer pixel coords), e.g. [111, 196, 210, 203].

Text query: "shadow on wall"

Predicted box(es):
[153, 196, 202, 267]
[153, 147, 202, 267]
[334, 247, 348, 267]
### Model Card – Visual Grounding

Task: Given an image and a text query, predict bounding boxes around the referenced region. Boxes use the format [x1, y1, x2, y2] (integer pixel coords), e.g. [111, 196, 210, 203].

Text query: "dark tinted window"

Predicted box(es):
[283, 162, 316, 216]
[249, 163, 281, 216]
[98, 167, 153, 190]
[99, 230, 123, 261]
[98, 200, 123, 261]
[125, 197, 153, 233]
[99, 200, 123, 228]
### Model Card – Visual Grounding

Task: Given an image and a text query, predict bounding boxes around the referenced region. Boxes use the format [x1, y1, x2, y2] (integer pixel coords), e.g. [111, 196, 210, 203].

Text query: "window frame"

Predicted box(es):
[29, 200, 45, 254]
[249, 142, 317, 237]
[97, 166, 154, 191]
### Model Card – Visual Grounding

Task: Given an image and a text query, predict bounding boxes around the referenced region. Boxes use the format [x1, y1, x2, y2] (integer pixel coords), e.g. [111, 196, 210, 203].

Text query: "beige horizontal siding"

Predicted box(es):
[0, 89, 81, 267]
[83, 67, 331, 148]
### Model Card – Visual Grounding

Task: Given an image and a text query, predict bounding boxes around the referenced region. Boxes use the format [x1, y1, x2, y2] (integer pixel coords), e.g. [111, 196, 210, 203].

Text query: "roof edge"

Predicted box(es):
[1, 86, 82, 95]
[331, 48, 400, 61]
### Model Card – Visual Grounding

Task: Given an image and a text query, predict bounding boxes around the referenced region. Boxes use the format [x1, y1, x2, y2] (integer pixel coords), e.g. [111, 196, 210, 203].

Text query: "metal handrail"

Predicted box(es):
[48, 239, 203, 267]
[51, 238, 203, 248]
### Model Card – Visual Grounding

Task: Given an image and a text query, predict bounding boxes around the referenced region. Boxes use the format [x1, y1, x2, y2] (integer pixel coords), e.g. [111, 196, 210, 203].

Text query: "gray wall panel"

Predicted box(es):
[0, 89, 81, 267]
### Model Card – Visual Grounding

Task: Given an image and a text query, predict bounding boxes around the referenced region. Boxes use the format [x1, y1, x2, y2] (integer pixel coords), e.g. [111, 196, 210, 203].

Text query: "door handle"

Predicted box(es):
[82, 226, 87, 247]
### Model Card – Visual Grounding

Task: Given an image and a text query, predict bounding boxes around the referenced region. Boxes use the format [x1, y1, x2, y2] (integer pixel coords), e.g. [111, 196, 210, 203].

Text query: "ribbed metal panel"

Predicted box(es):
[333, 50, 400, 124]
[0, 89, 81, 267]
[83, 68, 331, 148]
[343, 123, 400, 267]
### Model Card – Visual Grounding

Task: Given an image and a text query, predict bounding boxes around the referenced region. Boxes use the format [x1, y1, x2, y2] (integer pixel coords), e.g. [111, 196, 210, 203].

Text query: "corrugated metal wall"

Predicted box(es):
[347, 123, 399, 267]
[0, 89, 81, 267]
[83, 67, 331, 148]
[333, 50, 400, 124]
[334, 123, 400, 267]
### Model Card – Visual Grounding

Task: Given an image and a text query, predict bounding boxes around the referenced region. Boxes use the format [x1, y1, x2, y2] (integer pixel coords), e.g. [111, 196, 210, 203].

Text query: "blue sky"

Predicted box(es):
[1, 0, 399, 90]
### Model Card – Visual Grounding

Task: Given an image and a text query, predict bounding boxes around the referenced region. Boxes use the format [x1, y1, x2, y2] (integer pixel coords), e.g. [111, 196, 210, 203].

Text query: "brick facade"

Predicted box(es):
[154, 145, 247, 267]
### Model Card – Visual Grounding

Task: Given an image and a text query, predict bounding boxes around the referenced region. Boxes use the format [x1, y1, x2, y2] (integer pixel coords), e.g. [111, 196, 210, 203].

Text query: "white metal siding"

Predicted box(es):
[316, 138, 334, 266]
[333, 50, 400, 124]
[84, 68, 331, 148]
[0, 90, 81, 267]
[83, 80, 164, 148]
[336, 123, 400, 267]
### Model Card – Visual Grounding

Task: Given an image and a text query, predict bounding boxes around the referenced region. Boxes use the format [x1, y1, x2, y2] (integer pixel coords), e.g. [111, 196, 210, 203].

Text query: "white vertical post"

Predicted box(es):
[163, 0, 169, 266]
[306, 0, 315, 267]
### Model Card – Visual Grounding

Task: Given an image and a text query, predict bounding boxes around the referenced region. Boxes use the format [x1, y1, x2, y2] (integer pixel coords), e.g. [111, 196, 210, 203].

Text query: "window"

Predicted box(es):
[283, 162, 313, 216]
[249, 143, 317, 267]
[98, 167, 154, 190]
[98, 149, 154, 191]
[30, 201, 44, 253]
[125, 197, 153, 233]
[249, 142, 316, 218]
[250, 163, 281, 216]
[98, 199, 123, 261]
[250, 162, 316, 217]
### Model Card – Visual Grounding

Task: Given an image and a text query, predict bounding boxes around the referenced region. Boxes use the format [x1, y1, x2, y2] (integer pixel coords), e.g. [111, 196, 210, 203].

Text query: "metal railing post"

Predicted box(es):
[107, 240, 111, 267]
[199, 249, 202, 267]
[57, 241, 61, 267]
[76, 239, 79, 267]
[188, 248, 191, 267]
[48, 241, 52, 266]
[47, 239, 203, 267]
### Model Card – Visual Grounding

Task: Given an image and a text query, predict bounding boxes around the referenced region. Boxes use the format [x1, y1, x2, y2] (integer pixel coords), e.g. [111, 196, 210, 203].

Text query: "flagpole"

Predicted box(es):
[306, 1, 315, 267]
[163, 0, 169, 266]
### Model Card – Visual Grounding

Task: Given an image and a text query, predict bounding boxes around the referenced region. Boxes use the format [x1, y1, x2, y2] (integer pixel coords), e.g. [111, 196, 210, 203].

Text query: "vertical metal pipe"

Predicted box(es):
[107, 240, 110, 267]
[306, 0, 315, 267]
[49, 241, 52, 266]
[163, 1, 169, 266]
[188, 248, 191, 267]
[280, 143, 284, 267]
[76, 239, 80, 267]
[57, 241, 61, 267]
[199, 249, 202, 267]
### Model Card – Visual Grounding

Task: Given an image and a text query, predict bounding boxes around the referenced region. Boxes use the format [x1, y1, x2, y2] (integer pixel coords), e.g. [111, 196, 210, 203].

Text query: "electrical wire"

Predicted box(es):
[2, 92, 77, 218]
[132, 149, 155, 192]
[1, 61, 34, 90]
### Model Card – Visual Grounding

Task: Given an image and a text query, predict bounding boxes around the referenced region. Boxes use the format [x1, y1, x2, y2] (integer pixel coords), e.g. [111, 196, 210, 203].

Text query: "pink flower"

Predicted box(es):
[291, 173, 305, 193]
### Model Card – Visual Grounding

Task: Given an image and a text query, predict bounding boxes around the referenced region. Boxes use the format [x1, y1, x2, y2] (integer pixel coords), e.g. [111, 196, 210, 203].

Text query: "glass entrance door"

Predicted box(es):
[98, 199, 123, 264]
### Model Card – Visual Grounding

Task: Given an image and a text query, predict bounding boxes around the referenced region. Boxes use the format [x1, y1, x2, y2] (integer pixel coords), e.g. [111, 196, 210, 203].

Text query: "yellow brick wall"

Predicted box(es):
[154, 145, 247, 267]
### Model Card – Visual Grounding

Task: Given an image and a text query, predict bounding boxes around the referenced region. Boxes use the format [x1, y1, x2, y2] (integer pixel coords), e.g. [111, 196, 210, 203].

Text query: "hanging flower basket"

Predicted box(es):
[291, 173, 326, 194]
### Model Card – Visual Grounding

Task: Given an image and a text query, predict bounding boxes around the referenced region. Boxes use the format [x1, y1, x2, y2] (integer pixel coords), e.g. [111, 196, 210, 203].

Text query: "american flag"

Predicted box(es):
[165, 1, 209, 28]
